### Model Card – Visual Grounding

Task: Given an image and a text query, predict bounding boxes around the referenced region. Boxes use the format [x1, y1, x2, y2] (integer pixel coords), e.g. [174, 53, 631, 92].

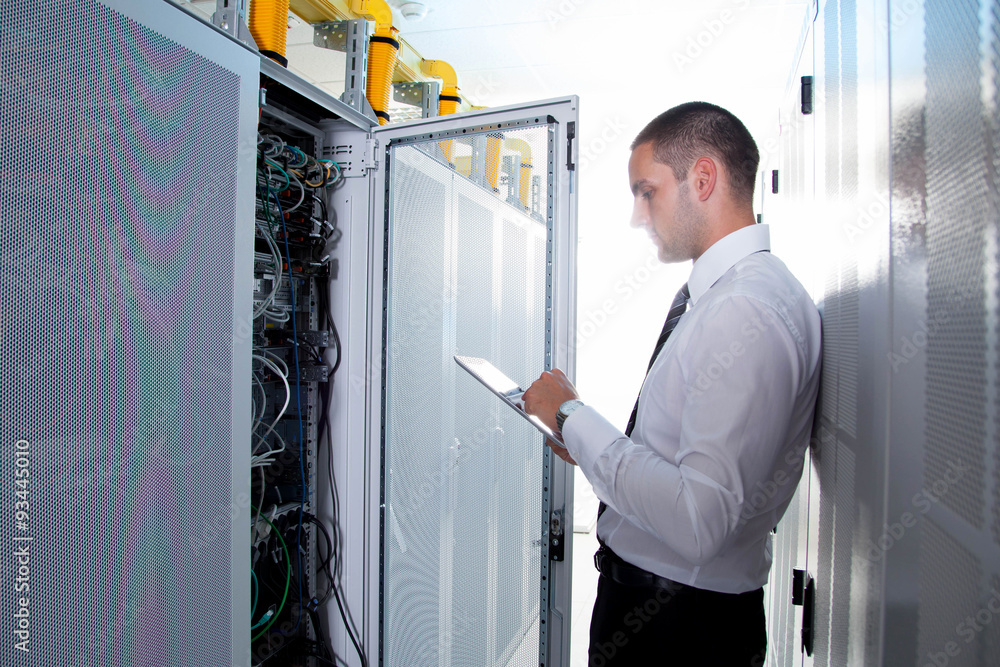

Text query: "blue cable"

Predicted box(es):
[250, 569, 259, 620]
[269, 183, 306, 636]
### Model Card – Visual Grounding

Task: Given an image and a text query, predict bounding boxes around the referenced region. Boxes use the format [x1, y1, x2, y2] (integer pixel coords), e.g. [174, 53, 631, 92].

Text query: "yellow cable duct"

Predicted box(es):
[421, 59, 461, 162]
[249, 0, 291, 66]
[350, 0, 398, 125]
[504, 138, 532, 209]
[453, 156, 472, 178]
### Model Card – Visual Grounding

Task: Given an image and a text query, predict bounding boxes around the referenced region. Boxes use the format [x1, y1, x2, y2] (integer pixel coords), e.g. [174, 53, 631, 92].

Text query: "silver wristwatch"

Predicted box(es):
[555, 399, 584, 433]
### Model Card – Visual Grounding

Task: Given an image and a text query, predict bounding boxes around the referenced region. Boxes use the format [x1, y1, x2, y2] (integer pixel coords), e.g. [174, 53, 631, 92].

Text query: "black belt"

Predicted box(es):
[594, 546, 691, 594]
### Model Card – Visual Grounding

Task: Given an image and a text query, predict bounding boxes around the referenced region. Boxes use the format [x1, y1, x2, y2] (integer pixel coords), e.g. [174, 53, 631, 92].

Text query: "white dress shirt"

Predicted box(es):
[563, 224, 822, 594]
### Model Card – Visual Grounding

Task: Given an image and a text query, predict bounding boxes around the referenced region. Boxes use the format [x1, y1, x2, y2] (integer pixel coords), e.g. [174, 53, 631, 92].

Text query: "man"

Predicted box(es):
[522, 102, 822, 666]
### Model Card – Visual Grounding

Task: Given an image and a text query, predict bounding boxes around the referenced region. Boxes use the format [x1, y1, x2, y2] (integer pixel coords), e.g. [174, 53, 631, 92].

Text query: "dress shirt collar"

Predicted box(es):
[687, 224, 771, 306]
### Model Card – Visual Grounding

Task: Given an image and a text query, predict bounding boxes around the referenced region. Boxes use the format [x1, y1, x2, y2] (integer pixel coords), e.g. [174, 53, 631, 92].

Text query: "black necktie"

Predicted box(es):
[598, 282, 690, 529]
[624, 282, 691, 436]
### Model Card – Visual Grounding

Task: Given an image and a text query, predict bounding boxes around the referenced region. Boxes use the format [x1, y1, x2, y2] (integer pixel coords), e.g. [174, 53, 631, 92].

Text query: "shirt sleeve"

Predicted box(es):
[562, 294, 805, 565]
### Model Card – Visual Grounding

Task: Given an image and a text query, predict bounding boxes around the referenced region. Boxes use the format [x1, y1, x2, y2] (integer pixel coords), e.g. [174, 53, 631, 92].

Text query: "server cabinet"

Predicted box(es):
[2, 1, 579, 665]
[766, 1, 1000, 666]
[763, 13, 819, 667]
[1, 1, 258, 665]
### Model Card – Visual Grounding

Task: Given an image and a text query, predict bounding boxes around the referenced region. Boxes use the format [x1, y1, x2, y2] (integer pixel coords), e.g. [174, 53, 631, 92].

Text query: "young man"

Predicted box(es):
[522, 102, 822, 666]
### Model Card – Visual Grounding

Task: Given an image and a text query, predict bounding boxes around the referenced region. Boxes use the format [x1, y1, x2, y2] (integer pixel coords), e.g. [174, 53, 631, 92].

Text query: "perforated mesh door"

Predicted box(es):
[916, 0, 1000, 662]
[382, 124, 552, 667]
[0, 1, 254, 665]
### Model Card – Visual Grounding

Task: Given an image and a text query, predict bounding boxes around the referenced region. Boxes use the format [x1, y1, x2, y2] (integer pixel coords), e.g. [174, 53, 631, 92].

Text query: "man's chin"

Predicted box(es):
[657, 247, 685, 264]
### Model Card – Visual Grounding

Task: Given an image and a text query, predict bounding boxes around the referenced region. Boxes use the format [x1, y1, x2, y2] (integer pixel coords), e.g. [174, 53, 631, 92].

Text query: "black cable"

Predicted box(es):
[302, 512, 335, 602]
[312, 194, 329, 230]
[332, 584, 367, 667]
[314, 382, 366, 667]
[315, 279, 342, 374]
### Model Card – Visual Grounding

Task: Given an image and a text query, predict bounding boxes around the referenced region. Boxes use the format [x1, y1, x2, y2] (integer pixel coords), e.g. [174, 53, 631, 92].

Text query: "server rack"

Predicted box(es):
[764, 1, 1000, 665]
[1, 1, 579, 665]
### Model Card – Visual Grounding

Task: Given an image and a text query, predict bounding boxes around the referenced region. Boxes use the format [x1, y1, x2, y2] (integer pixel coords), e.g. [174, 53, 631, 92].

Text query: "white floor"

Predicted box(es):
[569, 470, 601, 667]
[569, 527, 599, 667]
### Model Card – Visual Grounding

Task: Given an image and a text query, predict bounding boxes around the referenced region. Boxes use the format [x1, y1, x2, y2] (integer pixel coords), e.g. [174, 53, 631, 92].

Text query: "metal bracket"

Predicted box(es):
[365, 137, 378, 171]
[212, 0, 257, 49]
[548, 508, 565, 562]
[392, 81, 441, 118]
[468, 134, 487, 187]
[502, 155, 520, 208]
[320, 121, 371, 178]
[313, 20, 352, 51]
[313, 19, 378, 123]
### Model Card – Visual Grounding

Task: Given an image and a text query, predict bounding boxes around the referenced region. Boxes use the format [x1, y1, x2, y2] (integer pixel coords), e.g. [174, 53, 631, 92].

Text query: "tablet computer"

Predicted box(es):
[454, 355, 564, 446]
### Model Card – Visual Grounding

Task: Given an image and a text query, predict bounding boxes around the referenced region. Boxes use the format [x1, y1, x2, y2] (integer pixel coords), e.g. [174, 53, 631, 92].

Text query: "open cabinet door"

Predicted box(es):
[366, 97, 579, 666]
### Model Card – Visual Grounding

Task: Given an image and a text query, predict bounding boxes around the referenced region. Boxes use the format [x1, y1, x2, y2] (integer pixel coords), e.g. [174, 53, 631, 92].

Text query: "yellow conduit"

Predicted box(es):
[504, 138, 532, 209]
[486, 134, 502, 191]
[249, 0, 291, 66]
[350, 0, 398, 125]
[421, 59, 461, 162]
[453, 156, 472, 178]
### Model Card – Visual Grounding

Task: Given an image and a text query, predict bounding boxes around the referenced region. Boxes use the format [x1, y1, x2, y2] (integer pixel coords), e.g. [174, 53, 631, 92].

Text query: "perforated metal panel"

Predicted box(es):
[382, 124, 553, 667]
[915, 1, 1000, 662]
[0, 1, 255, 665]
[924, 0, 989, 530]
[813, 427, 837, 667]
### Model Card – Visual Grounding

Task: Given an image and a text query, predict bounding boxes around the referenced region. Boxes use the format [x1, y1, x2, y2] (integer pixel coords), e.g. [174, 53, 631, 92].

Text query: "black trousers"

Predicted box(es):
[588, 559, 767, 666]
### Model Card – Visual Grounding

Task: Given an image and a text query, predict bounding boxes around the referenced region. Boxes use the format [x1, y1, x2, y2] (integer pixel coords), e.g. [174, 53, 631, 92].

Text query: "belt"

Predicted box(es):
[594, 546, 691, 594]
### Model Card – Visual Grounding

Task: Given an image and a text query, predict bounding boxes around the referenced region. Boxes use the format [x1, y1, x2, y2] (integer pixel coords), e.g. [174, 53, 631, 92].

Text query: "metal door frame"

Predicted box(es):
[361, 96, 579, 665]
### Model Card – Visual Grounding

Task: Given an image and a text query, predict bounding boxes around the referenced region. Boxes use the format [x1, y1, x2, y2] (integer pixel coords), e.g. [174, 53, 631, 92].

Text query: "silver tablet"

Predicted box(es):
[454, 355, 565, 446]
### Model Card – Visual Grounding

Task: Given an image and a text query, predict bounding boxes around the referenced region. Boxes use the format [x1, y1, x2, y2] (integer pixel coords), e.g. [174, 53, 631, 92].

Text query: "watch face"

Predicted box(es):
[561, 399, 582, 414]
[557, 400, 582, 431]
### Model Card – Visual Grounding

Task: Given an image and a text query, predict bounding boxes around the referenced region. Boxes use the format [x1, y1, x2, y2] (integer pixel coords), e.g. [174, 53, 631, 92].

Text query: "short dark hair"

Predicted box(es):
[631, 102, 759, 204]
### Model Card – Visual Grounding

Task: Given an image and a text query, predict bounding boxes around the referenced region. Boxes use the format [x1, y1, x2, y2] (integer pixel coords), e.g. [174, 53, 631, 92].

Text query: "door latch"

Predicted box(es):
[792, 568, 815, 656]
[549, 509, 565, 562]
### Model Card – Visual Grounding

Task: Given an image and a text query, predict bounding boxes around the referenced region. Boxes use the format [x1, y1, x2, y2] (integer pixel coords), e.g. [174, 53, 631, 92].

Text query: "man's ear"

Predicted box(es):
[690, 157, 718, 202]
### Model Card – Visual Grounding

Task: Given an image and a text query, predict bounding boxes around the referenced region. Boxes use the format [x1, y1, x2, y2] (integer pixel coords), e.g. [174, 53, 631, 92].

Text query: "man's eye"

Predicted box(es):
[642, 191, 653, 200]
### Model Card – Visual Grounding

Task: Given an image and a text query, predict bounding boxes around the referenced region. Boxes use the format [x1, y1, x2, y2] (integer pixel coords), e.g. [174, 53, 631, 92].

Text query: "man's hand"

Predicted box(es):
[546, 438, 578, 465]
[523, 369, 580, 464]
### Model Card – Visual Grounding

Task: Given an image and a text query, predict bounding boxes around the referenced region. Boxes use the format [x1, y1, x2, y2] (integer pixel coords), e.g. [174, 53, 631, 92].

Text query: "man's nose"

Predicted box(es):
[630, 198, 647, 228]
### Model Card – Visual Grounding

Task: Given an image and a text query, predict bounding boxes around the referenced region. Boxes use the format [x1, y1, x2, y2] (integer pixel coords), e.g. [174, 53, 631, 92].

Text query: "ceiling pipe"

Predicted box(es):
[249, 0, 291, 66]
[350, 0, 398, 125]
[420, 59, 461, 161]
